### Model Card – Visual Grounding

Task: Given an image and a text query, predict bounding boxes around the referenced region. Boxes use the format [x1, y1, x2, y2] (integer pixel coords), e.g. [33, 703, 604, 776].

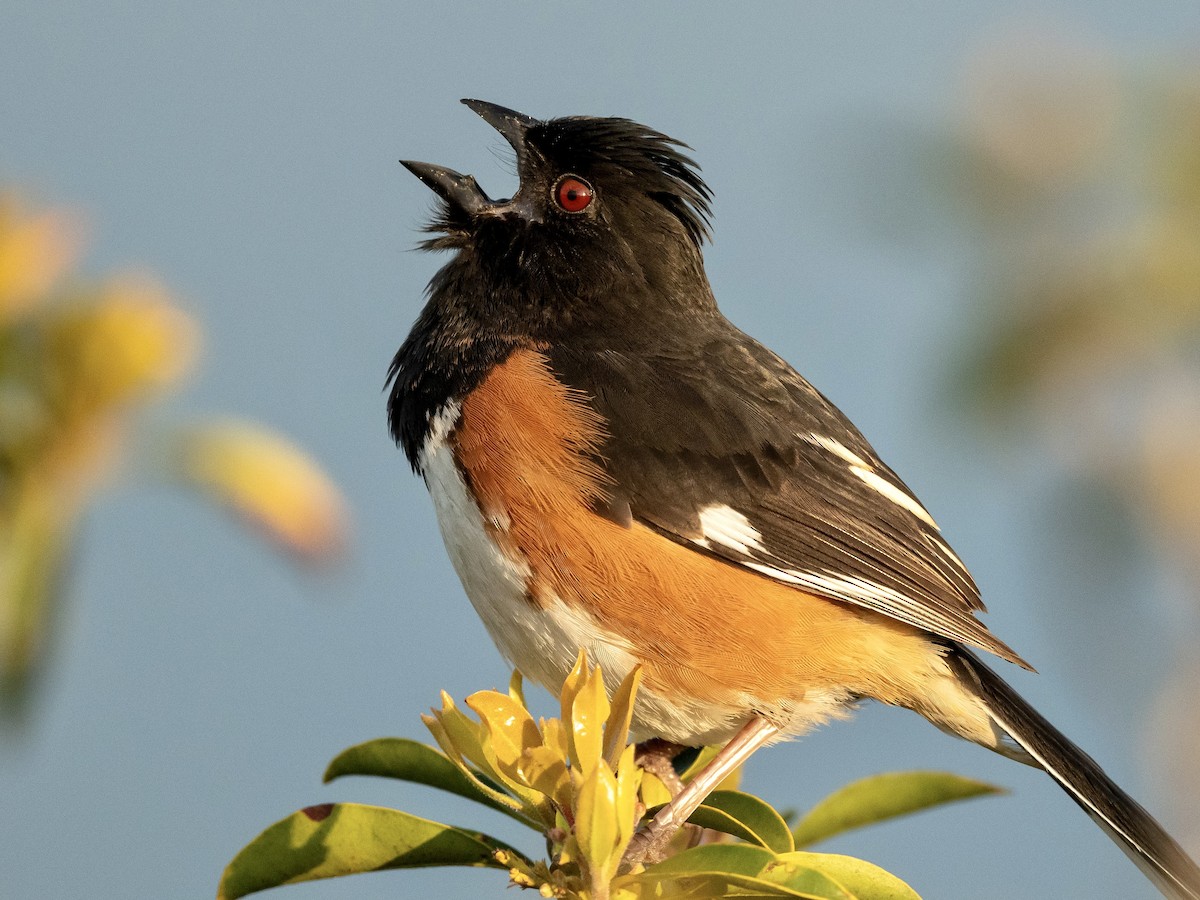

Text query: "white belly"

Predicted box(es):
[418, 403, 639, 699]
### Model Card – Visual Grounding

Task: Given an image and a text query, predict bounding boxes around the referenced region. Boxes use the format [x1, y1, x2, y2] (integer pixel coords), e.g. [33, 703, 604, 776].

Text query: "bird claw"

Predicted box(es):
[634, 738, 688, 797]
[621, 819, 679, 871]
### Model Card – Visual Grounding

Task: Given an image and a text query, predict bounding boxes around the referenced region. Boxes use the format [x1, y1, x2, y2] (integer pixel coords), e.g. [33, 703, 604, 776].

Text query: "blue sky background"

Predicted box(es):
[2, 4, 1198, 899]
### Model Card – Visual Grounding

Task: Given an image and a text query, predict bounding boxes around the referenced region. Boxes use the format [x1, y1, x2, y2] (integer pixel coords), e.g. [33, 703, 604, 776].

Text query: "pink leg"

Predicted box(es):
[622, 716, 780, 868]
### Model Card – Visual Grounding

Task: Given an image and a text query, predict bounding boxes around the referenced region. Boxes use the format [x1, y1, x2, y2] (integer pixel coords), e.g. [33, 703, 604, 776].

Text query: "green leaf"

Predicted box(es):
[217, 802, 517, 900]
[757, 864, 853, 900]
[675, 744, 744, 793]
[559, 650, 588, 736]
[630, 845, 916, 900]
[678, 745, 721, 781]
[766, 852, 921, 900]
[431, 693, 491, 771]
[322, 737, 538, 827]
[424, 697, 545, 815]
[633, 872, 836, 898]
[689, 790, 796, 853]
[792, 770, 1003, 848]
[628, 845, 840, 898]
[638, 843, 776, 877]
[613, 744, 641, 850]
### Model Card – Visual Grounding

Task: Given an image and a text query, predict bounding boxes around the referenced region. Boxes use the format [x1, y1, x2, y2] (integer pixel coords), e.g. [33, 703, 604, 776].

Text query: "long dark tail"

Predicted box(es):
[953, 650, 1200, 899]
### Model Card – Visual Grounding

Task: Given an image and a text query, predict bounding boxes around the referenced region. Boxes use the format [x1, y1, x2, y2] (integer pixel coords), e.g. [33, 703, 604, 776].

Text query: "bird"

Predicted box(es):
[387, 99, 1200, 898]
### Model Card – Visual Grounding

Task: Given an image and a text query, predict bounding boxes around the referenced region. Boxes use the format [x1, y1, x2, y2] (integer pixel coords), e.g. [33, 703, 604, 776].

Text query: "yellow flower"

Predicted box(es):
[424, 654, 649, 898]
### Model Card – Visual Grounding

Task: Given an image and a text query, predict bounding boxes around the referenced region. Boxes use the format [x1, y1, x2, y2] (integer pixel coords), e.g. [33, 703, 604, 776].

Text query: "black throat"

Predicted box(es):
[386, 255, 527, 471]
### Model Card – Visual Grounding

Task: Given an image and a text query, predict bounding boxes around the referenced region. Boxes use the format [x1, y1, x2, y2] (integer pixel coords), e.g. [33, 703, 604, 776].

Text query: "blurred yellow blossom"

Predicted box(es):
[48, 276, 199, 414]
[0, 198, 80, 323]
[177, 420, 348, 564]
[0, 190, 349, 717]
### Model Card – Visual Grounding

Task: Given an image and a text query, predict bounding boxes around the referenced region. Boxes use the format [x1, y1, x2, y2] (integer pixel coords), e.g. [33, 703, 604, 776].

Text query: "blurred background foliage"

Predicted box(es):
[0, 196, 348, 720]
[940, 30, 1200, 847]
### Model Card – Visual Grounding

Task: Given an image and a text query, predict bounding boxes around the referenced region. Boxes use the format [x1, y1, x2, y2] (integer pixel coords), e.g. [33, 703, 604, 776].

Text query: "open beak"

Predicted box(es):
[398, 160, 495, 216]
[460, 99, 539, 166]
[401, 100, 542, 218]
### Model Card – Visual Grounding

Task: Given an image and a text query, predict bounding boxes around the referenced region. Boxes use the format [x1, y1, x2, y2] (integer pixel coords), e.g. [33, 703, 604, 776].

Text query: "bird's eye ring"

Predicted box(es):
[554, 175, 594, 213]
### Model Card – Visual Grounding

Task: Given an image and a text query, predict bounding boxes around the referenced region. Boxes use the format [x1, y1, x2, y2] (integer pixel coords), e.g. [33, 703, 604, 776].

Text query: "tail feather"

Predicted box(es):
[953, 650, 1200, 900]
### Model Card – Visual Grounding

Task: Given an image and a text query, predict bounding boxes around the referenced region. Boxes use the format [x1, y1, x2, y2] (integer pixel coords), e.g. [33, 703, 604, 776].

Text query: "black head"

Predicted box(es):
[404, 100, 710, 248]
[400, 100, 715, 335]
[389, 101, 718, 465]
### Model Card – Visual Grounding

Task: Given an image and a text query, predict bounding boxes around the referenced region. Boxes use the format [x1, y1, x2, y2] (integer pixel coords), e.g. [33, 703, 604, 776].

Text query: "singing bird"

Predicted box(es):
[388, 99, 1200, 897]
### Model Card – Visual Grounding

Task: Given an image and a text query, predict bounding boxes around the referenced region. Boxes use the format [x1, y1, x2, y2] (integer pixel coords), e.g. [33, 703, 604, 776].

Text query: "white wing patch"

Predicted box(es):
[679, 434, 982, 641]
[744, 562, 919, 608]
[697, 504, 765, 555]
[926, 528, 970, 575]
[695, 502, 944, 629]
[805, 432, 870, 468]
[850, 465, 937, 528]
[741, 560, 979, 641]
[803, 432, 938, 529]
[800, 434, 974, 582]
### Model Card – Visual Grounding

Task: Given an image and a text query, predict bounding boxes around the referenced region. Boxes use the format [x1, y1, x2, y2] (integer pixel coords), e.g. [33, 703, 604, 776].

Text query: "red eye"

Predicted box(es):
[554, 176, 593, 213]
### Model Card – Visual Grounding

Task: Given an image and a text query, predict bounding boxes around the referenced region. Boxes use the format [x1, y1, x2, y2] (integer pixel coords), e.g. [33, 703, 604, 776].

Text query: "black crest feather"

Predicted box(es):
[530, 116, 713, 247]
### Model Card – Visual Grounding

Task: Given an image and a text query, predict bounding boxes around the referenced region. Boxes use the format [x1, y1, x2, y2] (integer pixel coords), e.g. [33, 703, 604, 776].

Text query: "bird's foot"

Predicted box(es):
[634, 738, 688, 797]
[622, 812, 684, 870]
[622, 719, 780, 872]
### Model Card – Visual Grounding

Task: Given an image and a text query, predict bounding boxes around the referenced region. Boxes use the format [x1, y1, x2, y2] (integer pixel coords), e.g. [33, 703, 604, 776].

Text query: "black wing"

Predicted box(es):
[548, 330, 1030, 670]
